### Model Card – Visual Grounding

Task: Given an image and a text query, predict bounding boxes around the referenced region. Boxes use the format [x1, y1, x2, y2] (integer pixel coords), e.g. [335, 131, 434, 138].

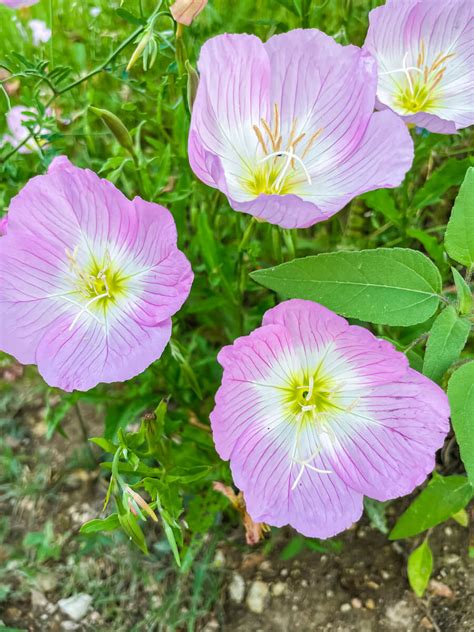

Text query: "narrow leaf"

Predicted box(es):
[390, 474, 473, 539]
[412, 158, 471, 211]
[445, 167, 474, 266]
[423, 306, 470, 382]
[448, 362, 474, 486]
[251, 248, 442, 326]
[407, 540, 433, 597]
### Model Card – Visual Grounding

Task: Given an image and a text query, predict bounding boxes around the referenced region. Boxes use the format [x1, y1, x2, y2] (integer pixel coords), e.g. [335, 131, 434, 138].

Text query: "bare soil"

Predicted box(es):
[0, 388, 472, 632]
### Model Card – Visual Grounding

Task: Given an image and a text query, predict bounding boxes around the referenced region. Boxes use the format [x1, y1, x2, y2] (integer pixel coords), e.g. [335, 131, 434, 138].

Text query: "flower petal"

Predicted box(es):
[0, 233, 74, 364]
[211, 323, 363, 538]
[264, 30, 377, 172]
[323, 369, 450, 500]
[189, 33, 271, 197]
[35, 308, 172, 392]
[297, 110, 413, 215]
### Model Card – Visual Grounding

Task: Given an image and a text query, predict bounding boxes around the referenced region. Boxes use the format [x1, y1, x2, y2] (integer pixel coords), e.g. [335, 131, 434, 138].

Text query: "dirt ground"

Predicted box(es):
[0, 385, 472, 632]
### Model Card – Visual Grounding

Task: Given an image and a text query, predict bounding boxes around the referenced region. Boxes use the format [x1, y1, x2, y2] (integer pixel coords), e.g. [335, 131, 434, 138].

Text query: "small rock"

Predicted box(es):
[301, 579, 308, 588]
[36, 572, 58, 593]
[444, 526, 453, 537]
[366, 598, 376, 610]
[61, 622, 81, 631]
[228, 573, 245, 604]
[202, 619, 220, 632]
[351, 598, 362, 609]
[367, 581, 380, 590]
[31, 590, 48, 610]
[280, 568, 288, 577]
[259, 560, 272, 573]
[385, 600, 415, 629]
[58, 593, 92, 621]
[420, 617, 434, 630]
[271, 582, 286, 597]
[381, 571, 390, 580]
[340, 603, 351, 613]
[246, 580, 270, 614]
[428, 580, 454, 599]
[326, 589, 334, 598]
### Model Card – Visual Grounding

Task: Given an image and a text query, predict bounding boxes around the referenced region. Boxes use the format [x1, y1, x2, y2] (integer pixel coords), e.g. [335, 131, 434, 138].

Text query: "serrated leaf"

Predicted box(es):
[251, 248, 442, 326]
[390, 474, 473, 539]
[80, 514, 120, 534]
[448, 362, 474, 486]
[407, 540, 433, 597]
[412, 158, 471, 211]
[423, 306, 470, 382]
[445, 167, 474, 266]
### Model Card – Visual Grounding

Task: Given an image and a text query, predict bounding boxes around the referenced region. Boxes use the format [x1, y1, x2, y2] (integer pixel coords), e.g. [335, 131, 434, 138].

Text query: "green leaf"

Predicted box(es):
[116, 497, 148, 555]
[407, 540, 433, 597]
[422, 306, 470, 382]
[451, 268, 473, 315]
[362, 189, 401, 225]
[406, 228, 445, 270]
[451, 508, 468, 527]
[412, 158, 471, 211]
[280, 536, 305, 560]
[445, 167, 474, 266]
[89, 437, 118, 454]
[80, 514, 120, 534]
[448, 362, 474, 486]
[251, 248, 442, 326]
[364, 498, 389, 534]
[390, 474, 473, 539]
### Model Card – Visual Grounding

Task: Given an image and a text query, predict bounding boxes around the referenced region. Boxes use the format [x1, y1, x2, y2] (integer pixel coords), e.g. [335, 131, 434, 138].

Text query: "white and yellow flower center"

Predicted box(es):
[384, 42, 455, 114]
[65, 246, 128, 330]
[242, 104, 322, 196]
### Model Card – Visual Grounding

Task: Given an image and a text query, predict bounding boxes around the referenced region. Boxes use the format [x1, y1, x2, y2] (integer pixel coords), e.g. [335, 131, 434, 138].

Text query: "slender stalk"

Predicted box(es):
[1, 23, 146, 164]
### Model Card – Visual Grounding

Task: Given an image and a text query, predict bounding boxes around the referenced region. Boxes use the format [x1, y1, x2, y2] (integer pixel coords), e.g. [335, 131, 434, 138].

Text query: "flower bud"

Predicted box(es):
[185, 60, 199, 112]
[126, 29, 153, 72]
[89, 106, 136, 158]
[170, 0, 207, 26]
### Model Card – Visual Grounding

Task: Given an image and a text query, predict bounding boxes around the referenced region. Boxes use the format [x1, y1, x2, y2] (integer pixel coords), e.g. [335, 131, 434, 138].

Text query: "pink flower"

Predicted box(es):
[0, 216, 8, 236]
[170, 0, 207, 26]
[364, 0, 474, 134]
[0, 157, 193, 392]
[189, 30, 414, 229]
[210, 300, 449, 538]
[2, 106, 49, 154]
[28, 19, 52, 46]
[1, 0, 38, 7]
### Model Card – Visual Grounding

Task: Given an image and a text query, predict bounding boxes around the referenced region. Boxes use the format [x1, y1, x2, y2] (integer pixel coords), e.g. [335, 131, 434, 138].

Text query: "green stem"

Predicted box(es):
[1, 23, 146, 164]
